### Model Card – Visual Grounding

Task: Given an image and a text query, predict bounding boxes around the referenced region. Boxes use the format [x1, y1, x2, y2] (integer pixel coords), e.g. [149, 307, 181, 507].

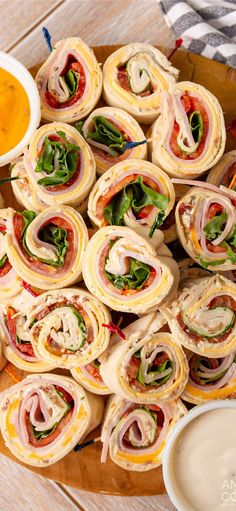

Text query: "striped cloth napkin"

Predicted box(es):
[159, 0, 236, 67]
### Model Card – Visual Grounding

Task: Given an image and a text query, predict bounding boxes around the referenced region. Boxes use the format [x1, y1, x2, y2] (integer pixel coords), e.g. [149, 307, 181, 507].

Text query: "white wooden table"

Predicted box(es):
[0, 1, 176, 509]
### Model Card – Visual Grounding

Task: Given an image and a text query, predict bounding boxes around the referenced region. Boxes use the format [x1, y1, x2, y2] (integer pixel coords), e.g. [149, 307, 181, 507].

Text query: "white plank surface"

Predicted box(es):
[63, 487, 177, 511]
[10, 0, 175, 67]
[0, 454, 81, 511]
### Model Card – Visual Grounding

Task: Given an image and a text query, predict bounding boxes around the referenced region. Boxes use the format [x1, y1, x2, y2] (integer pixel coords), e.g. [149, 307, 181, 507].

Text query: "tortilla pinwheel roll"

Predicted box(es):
[88, 159, 175, 247]
[101, 394, 186, 471]
[71, 360, 112, 395]
[6, 206, 88, 290]
[161, 274, 236, 358]
[11, 123, 96, 212]
[102, 43, 178, 124]
[25, 288, 111, 369]
[0, 373, 104, 467]
[178, 258, 211, 288]
[176, 187, 236, 271]
[82, 226, 179, 314]
[0, 209, 21, 300]
[78, 107, 147, 175]
[182, 351, 236, 404]
[100, 313, 188, 403]
[150, 81, 226, 178]
[207, 150, 236, 191]
[36, 38, 102, 123]
[0, 291, 54, 373]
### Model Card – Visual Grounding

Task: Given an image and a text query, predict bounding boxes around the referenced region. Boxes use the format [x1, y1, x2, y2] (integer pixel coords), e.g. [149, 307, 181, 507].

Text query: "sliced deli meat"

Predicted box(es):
[175, 186, 236, 272]
[82, 225, 180, 314]
[88, 159, 175, 248]
[5, 205, 88, 290]
[182, 350, 236, 404]
[11, 123, 96, 212]
[207, 150, 236, 190]
[71, 359, 112, 395]
[101, 394, 186, 471]
[161, 274, 236, 358]
[0, 373, 104, 467]
[0, 290, 55, 372]
[79, 107, 147, 175]
[36, 38, 102, 123]
[150, 81, 226, 178]
[25, 288, 111, 369]
[102, 43, 178, 124]
[0, 209, 21, 300]
[100, 313, 189, 403]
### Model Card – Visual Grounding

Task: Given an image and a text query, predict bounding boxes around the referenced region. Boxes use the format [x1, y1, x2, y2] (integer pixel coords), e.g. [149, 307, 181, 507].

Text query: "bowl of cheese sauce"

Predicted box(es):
[0, 52, 40, 166]
[163, 401, 236, 511]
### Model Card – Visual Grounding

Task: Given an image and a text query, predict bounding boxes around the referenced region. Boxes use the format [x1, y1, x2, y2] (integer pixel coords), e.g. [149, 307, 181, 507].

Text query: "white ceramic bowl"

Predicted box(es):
[0, 52, 41, 166]
[163, 400, 236, 511]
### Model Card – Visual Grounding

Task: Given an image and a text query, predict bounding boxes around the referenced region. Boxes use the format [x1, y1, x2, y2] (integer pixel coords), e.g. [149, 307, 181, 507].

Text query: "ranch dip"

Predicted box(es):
[169, 408, 236, 511]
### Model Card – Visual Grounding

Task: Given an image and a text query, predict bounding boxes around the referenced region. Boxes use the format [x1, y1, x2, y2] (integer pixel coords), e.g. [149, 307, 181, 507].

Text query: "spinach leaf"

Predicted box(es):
[75, 121, 84, 136]
[35, 131, 79, 187]
[0, 254, 8, 268]
[149, 211, 166, 238]
[61, 69, 78, 96]
[137, 359, 173, 386]
[189, 110, 203, 143]
[0, 176, 20, 185]
[68, 306, 87, 348]
[228, 225, 236, 248]
[105, 257, 150, 290]
[20, 211, 69, 267]
[103, 176, 169, 235]
[87, 116, 127, 156]
[221, 241, 236, 264]
[198, 257, 226, 269]
[39, 225, 69, 267]
[203, 212, 228, 241]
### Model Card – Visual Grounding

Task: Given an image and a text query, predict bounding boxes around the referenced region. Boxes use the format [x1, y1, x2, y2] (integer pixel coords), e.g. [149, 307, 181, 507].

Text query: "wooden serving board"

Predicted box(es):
[0, 45, 236, 496]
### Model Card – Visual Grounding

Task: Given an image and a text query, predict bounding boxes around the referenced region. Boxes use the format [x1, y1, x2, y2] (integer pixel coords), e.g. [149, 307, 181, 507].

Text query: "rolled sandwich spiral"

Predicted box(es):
[88, 159, 175, 247]
[0, 209, 21, 300]
[79, 107, 147, 175]
[0, 373, 104, 467]
[11, 123, 96, 212]
[161, 274, 236, 358]
[182, 350, 236, 404]
[150, 81, 226, 178]
[36, 38, 102, 123]
[103, 43, 178, 124]
[207, 150, 236, 190]
[82, 226, 180, 314]
[6, 206, 88, 290]
[0, 291, 54, 372]
[101, 394, 186, 471]
[100, 313, 189, 403]
[71, 361, 112, 395]
[175, 187, 236, 271]
[25, 288, 111, 369]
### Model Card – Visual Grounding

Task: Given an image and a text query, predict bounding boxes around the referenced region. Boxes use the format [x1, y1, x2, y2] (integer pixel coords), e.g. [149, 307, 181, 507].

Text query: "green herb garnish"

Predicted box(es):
[105, 257, 150, 290]
[203, 212, 228, 241]
[87, 116, 127, 156]
[35, 131, 79, 187]
[189, 110, 203, 143]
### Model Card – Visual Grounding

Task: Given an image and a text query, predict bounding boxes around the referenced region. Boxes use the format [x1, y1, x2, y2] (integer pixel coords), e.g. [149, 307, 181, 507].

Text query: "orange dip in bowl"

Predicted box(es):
[0, 68, 30, 156]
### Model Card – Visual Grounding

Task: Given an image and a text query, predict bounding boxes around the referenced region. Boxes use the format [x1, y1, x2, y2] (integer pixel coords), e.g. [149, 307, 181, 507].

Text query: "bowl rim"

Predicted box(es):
[162, 399, 236, 511]
[0, 51, 41, 166]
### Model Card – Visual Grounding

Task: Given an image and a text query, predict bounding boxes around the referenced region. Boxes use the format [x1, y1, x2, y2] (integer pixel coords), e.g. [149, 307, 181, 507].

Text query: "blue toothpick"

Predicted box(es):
[124, 136, 155, 151]
[74, 436, 101, 452]
[42, 27, 53, 53]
